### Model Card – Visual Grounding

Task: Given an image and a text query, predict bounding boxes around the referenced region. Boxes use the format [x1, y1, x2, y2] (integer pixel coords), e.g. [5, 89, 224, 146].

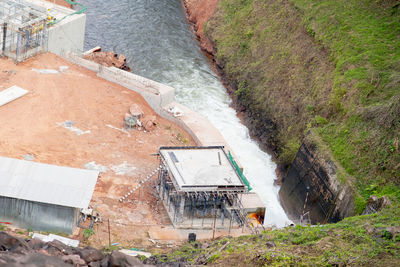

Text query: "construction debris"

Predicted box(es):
[32, 233, 80, 248]
[167, 106, 184, 117]
[84, 161, 108, 173]
[57, 121, 91, 136]
[0, 85, 28, 107]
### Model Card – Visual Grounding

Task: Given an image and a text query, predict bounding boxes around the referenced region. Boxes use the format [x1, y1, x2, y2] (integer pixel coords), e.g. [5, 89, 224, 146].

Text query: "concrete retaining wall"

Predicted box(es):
[48, 14, 86, 56]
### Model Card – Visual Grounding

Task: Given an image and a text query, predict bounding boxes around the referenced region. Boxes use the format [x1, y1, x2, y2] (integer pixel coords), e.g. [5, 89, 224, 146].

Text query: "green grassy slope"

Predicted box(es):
[151, 204, 400, 266]
[204, 0, 400, 205]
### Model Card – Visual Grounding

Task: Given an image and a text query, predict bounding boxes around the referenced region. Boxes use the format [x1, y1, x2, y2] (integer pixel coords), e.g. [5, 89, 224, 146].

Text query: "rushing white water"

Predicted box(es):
[81, 0, 290, 227]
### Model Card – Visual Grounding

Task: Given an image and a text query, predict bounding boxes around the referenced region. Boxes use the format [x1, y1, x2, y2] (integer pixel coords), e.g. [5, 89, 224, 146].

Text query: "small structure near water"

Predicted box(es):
[157, 146, 265, 231]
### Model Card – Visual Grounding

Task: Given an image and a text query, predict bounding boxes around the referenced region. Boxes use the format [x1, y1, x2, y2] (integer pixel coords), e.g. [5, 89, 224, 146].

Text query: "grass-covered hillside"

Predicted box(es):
[205, 0, 400, 206]
[150, 204, 400, 266]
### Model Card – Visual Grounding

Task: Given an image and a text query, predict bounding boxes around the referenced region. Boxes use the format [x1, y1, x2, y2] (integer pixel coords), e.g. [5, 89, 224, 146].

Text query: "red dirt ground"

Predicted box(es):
[184, 0, 219, 54]
[0, 53, 195, 248]
[46, 0, 72, 8]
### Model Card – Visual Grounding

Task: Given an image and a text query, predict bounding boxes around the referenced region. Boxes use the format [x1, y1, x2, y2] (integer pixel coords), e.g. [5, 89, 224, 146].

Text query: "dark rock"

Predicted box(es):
[143, 255, 161, 265]
[265, 241, 276, 248]
[88, 260, 102, 267]
[0, 252, 73, 266]
[100, 255, 110, 267]
[362, 195, 392, 215]
[27, 238, 45, 250]
[45, 240, 74, 256]
[62, 254, 86, 266]
[161, 263, 185, 267]
[109, 250, 145, 266]
[78, 246, 104, 263]
[0, 231, 29, 253]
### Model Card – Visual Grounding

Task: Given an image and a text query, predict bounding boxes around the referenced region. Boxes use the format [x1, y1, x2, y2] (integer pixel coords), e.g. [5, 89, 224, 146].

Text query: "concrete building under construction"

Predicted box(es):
[0, 0, 86, 62]
[157, 146, 266, 231]
[0, 0, 48, 62]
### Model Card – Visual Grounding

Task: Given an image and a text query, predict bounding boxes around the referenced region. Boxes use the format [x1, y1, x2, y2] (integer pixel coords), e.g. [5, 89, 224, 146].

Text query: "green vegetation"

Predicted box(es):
[205, 0, 400, 204]
[83, 228, 95, 240]
[159, 204, 400, 266]
[102, 244, 120, 254]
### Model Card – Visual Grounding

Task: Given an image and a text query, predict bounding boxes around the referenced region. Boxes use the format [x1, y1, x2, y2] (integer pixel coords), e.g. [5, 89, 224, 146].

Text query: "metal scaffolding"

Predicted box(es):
[0, 0, 47, 62]
[156, 146, 263, 233]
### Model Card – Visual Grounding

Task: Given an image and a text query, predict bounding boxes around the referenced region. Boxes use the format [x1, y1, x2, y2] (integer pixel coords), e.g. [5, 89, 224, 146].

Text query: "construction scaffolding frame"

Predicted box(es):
[0, 0, 48, 63]
[156, 146, 263, 232]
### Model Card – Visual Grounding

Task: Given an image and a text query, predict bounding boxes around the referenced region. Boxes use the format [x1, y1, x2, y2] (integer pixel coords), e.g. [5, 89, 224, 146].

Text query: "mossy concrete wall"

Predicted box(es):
[279, 133, 355, 224]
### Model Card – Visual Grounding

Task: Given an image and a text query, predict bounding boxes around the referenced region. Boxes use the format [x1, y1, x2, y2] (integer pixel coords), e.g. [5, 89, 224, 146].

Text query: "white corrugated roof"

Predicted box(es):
[0, 156, 99, 208]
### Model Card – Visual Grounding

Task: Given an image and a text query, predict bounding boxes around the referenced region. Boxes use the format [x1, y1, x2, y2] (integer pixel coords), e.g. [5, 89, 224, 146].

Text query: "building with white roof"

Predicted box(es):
[157, 146, 265, 231]
[0, 156, 98, 233]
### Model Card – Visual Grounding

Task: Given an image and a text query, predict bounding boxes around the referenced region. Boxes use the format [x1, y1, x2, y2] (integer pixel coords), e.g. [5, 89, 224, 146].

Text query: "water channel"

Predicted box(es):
[81, 0, 290, 227]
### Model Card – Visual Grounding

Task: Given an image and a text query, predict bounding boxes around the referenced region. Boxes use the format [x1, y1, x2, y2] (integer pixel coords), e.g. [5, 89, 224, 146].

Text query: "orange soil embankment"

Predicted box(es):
[0, 53, 195, 247]
[46, 0, 72, 8]
[183, 0, 219, 54]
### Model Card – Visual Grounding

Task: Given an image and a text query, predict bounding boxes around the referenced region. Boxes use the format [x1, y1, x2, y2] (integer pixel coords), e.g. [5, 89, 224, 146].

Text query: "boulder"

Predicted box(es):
[100, 255, 110, 267]
[27, 238, 45, 250]
[141, 115, 157, 132]
[62, 254, 86, 266]
[0, 231, 29, 253]
[109, 250, 146, 267]
[88, 260, 102, 267]
[362, 195, 392, 215]
[130, 104, 144, 118]
[78, 246, 104, 263]
[45, 240, 75, 256]
[0, 252, 72, 267]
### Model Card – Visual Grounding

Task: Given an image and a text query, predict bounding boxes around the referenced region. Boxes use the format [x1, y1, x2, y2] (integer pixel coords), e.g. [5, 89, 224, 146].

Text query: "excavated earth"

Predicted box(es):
[0, 53, 195, 248]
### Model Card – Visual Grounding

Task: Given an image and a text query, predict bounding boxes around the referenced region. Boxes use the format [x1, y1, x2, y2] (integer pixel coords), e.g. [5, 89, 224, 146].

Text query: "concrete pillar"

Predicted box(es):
[159, 175, 164, 199]
[2, 23, 7, 55]
[178, 195, 185, 223]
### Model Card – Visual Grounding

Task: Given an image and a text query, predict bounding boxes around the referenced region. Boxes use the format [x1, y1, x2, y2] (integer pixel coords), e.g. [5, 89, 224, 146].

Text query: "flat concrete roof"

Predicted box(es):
[0, 156, 99, 208]
[240, 193, 265, 210]
[160, 147, 245, 191]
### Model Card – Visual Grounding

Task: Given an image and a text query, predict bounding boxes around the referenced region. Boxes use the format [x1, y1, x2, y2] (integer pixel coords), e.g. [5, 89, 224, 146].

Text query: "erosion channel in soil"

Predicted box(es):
[81, 0, 290, 227]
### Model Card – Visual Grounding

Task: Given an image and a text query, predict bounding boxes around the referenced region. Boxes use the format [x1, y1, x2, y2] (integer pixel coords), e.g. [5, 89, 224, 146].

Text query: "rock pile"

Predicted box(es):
[83, 49, 131, 72]
[0, 232, 153, 267]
